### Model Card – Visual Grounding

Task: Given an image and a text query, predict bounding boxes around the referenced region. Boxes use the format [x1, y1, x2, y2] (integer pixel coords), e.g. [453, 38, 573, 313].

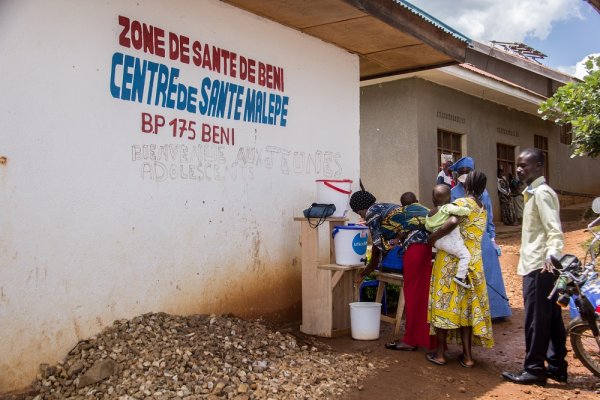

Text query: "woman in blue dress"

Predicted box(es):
[450, 157, 512, 320]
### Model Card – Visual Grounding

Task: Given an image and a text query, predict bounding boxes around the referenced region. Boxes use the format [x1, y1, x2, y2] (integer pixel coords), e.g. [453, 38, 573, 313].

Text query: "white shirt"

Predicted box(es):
[436, 170, 453, 187]
[517, 176, 564, 275]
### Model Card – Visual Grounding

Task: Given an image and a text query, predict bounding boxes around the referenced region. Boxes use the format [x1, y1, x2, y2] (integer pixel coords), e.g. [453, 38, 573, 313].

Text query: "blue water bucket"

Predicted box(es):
[332, 224, 369, 265]
[380, 246, 404, 273]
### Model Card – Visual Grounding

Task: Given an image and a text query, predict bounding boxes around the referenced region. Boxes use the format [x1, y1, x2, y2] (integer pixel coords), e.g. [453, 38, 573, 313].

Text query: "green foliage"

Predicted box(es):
[538, 56, 600, 158]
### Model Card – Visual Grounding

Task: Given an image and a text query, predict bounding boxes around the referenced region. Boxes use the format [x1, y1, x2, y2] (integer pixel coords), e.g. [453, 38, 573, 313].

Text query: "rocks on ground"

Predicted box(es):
[10, 313, 382, 400]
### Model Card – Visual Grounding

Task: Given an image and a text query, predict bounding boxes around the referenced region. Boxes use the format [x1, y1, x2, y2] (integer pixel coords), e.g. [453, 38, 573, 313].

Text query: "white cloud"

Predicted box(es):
[568, 53, 600, 79]
[555, 64, 577, 77]
[558, 53, 600, 79]
[408, 0, 583, 43]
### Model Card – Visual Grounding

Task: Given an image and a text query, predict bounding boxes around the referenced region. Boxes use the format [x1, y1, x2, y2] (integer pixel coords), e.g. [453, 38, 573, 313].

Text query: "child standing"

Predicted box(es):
[426, 185, 472, 288]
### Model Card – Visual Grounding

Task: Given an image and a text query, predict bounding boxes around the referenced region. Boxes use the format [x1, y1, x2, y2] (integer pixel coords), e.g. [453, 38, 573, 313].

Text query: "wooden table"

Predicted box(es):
[373, 271, 405, 336]
[294, 217, 362, 337]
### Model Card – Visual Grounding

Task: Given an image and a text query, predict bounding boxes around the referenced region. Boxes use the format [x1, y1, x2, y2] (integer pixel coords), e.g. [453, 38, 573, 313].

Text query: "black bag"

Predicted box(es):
[303, 203, 336, 228]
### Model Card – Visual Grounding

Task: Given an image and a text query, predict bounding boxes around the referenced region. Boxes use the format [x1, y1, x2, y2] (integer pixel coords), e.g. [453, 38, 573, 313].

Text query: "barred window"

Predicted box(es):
[560, 124, 572, 145]
[497, 143, 516, 177]
[534, 134, 550, 181]
[437, 129, 462, 169]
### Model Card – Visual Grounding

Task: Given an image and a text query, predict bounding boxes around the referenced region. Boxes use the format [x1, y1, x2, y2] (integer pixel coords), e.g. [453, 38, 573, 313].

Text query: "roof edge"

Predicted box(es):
[342, 0, 469, 62]
[393, 0, 471, 43]
[361, 66, 545, 116]
[467, 41, 579, 85]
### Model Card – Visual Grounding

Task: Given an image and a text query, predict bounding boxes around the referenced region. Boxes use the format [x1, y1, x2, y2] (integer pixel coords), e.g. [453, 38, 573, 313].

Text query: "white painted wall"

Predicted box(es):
[0, 0, 360, 391]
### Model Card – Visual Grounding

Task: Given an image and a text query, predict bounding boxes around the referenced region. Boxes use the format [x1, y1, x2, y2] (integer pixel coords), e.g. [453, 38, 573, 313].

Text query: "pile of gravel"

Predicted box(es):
[17, 312, 380, 399]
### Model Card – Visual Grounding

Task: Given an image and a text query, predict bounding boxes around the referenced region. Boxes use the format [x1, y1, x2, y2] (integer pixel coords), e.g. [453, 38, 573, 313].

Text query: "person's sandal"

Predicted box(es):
[384, 341, 417, 351]
[426, 352, 447, 365]
[453, 276, 472, 289]
[458, 354, 475, 368]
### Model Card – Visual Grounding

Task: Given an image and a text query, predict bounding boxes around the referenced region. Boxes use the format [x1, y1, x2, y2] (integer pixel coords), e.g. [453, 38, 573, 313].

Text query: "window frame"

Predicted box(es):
[534, 134, 550, 181]
[559, 124, 572, 145]
[437, 129, 463, 169]
[496, 143, 516, 178]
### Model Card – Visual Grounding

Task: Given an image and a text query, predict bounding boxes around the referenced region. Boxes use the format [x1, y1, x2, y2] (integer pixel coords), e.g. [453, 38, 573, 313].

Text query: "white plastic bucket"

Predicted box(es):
[316, 179, 352, 217]
[332, 225, 369, 265]
[349, 302, 381, 340]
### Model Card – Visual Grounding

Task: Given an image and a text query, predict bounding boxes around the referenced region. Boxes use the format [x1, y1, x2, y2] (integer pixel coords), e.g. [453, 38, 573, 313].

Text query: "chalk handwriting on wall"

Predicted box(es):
[131, 144, 343, 182]
[110, 16, 290, 127]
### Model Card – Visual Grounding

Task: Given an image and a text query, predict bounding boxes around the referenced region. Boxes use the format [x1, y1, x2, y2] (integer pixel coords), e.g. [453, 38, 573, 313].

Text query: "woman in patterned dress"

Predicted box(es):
[426, 171, 494, 367]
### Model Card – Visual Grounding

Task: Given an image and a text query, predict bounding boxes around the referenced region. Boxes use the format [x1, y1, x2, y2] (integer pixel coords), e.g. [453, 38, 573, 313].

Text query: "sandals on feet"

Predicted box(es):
[453, 276, 472, 289]
[384, 341, 417, 351]
[426, 352, 447, 366]
[458, 354, 475, 368]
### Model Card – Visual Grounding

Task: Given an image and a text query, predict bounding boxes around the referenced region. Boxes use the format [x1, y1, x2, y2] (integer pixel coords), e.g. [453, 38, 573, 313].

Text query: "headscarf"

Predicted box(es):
[349, 190, 376, 212]
[450, 156, 475, 172]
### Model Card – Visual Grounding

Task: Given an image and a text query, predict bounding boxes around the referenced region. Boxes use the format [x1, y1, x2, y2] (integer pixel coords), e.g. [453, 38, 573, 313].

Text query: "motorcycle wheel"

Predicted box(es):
[569, 317, 600, 378]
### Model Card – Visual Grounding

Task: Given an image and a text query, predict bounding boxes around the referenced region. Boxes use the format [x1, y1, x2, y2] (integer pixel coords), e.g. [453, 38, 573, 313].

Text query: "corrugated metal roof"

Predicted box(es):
[394, 0, 471, 43]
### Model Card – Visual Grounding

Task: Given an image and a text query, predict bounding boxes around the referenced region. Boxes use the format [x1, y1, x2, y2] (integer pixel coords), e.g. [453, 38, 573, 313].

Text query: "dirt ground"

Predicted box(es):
[291, 221, 600, 400]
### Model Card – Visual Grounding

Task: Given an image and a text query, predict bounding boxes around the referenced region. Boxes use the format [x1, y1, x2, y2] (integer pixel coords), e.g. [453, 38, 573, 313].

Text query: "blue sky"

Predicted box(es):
[527, 4, 600, 76]
[408, 0, 600, 78]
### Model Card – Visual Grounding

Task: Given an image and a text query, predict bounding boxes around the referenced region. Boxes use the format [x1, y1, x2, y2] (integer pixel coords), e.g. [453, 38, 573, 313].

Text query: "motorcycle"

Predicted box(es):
[548, 197, 600, 377]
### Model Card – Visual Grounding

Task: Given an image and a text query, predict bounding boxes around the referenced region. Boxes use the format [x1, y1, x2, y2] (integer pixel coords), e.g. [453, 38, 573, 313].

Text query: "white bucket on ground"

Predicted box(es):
[332, 224, 369, 265]
[349, 302, 381, 340]
[316, 179, 352, 217]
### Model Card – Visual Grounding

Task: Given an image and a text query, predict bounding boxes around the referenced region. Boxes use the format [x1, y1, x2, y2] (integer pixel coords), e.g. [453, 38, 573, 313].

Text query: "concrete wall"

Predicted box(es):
[360, 77, 600, 216]
[554, 140, 600, 196]
[359, 80, 420, 204]
[0, 0, 360, 391]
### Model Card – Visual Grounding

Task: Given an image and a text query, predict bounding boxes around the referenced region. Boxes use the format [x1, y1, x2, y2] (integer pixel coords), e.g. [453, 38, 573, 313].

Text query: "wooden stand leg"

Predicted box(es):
[394, 285, 405, 336]
[353, 272, 360, 302]
[375, 281, 385, 305]
[373, 272, 405, 337]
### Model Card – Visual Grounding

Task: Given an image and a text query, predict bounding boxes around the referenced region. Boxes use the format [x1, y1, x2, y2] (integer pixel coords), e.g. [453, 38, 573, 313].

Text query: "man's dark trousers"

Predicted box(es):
[523, 269, 568, 376]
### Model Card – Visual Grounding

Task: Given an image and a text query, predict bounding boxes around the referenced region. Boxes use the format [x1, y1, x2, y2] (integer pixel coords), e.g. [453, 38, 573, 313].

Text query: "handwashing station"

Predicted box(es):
[294, 179, 405, 339]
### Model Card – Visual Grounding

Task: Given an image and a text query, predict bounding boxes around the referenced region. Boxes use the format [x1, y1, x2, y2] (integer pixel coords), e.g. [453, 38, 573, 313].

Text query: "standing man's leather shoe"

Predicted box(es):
[501, 370, 547, 386]
[546, 368, 568, 383]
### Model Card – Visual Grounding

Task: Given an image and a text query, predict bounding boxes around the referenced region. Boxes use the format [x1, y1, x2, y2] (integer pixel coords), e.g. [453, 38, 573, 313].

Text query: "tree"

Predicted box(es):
[538, 56, 600, 158]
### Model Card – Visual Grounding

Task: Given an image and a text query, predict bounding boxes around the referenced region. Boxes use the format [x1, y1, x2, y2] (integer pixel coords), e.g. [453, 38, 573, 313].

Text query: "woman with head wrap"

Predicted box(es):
[351, 190, 435, 351]
[450, 157, 512, 321]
